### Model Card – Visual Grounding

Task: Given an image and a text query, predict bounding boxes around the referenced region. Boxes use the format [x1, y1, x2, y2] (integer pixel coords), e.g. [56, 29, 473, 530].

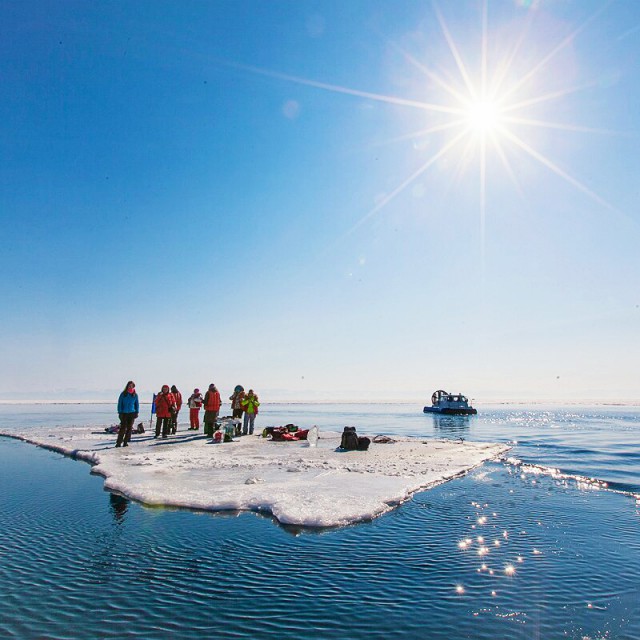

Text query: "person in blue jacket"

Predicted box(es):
[116, 380, 139, 447]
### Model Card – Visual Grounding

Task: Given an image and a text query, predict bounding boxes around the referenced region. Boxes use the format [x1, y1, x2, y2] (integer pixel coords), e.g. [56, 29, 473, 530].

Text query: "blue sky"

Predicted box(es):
[1, 0, 639, 403]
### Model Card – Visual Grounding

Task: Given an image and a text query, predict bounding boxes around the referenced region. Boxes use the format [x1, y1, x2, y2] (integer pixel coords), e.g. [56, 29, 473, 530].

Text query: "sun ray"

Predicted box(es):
[502, 116, 619, 135]
[386, 39, 470, 106]
[500, 82, 600, 113]
[450, 135, 478, 188]
[481, 0, 488, 98]
[433, 2, 478, 101]
[498, 126, 613, 210]
[229, 1, 618, 251]
[488, 11, 536, 101]
[362, 119, 468, 150]
[499, 3, 611, 103]
[479, 130, 487, 267]
[345, 128, 469, 236]
[489, 132, 527, 202]
[225, 60, 464, 115]
[437, 133, 479, 212]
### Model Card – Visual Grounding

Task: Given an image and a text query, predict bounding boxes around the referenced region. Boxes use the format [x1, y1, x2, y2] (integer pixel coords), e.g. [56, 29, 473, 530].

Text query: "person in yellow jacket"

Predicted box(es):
[241, 389, 260, 435]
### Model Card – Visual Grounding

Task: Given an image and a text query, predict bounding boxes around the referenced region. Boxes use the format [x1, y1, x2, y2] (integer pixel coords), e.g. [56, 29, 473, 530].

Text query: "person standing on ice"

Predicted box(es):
[116, 380, 139, 448]
[241, 389, 260, 435]
[229, 385, 245, 421]
[187, 388, 203, 430]
[154, 384, 177, 439]
[203, 383, 221, 437]
[170, 385, 182, 434]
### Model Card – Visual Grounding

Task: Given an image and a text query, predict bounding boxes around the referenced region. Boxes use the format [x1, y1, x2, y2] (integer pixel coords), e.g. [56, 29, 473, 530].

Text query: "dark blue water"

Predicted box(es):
[1, 404, 639, 639]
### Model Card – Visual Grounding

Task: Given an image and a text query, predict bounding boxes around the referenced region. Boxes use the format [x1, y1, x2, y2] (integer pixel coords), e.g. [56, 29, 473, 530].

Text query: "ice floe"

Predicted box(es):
[0, 424, 509, 527]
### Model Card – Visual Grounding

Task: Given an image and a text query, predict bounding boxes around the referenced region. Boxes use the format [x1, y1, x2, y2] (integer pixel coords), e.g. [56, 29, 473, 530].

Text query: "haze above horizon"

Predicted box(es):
[1, 1, 638, 404]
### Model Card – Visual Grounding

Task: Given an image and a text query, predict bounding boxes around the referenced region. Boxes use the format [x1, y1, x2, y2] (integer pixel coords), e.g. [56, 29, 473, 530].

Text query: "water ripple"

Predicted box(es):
[2, 406, 640, 639]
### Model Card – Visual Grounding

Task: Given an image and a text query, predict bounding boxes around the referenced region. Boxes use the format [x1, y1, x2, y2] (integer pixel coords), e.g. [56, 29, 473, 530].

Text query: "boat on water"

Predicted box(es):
[423, 390, 477, 415]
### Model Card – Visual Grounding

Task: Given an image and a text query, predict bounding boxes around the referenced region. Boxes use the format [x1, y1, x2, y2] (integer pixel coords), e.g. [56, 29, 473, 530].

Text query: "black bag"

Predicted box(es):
[357, 436, 370, 451]
[341, 426, 359, 451]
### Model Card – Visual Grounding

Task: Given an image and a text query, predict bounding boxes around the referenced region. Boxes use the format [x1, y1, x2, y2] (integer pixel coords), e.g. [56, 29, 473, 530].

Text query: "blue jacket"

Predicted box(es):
[118, 392, 139, 415]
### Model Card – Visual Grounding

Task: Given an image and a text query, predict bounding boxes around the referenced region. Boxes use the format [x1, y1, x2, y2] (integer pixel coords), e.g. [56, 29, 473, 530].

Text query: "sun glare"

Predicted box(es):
[466, 100, 501, 133]
[329, 0, 613, 236]
[234, 0, 613, 238]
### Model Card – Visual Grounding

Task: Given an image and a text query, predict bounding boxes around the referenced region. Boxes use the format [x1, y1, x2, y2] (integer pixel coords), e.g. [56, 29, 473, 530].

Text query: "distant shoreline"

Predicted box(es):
[0, 400, 639, 407]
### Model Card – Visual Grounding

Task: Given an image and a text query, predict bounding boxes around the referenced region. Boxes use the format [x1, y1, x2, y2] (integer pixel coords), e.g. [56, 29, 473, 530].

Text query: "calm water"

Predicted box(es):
[0, 403, 639, 639]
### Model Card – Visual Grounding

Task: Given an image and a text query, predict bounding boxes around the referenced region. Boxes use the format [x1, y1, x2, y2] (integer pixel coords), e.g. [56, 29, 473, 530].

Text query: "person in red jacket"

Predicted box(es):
[170, 385, 183, 434]
[203, 383, 221, 437]
[155, 384, 177, 439]
[187, 388, 203, 430]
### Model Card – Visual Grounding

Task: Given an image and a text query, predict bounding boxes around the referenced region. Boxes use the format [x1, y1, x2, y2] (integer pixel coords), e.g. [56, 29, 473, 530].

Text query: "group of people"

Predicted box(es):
[115, 381, 260, 446]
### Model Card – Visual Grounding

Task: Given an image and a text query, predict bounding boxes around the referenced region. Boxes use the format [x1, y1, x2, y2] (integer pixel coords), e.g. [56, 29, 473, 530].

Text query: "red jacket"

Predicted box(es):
[204, 389, 221, 411]
[156, 392, 177, 418]
[174, 391, 183, 411]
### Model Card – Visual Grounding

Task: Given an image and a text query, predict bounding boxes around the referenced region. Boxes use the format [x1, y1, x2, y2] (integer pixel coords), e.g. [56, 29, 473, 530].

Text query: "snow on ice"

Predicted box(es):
[0, 424, 509, 527]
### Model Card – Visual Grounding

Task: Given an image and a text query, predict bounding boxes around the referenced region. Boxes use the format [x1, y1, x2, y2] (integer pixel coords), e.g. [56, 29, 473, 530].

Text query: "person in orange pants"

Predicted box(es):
[187, 388, 203, 430]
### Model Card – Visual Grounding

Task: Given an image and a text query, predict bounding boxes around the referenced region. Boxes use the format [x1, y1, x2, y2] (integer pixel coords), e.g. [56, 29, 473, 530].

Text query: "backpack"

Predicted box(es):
[357, 436, 370, 451]
[341, 426, 359, 451]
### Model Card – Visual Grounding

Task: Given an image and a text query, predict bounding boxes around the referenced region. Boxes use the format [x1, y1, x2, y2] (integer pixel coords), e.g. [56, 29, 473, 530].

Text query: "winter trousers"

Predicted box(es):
[189, 408, 200, 429]
[243, 412, 256, 435]
[116, 413, 136, 447]
[171, 410, 179, 434]
[156, 416, 172, 438]
[204, 410, 219, 437]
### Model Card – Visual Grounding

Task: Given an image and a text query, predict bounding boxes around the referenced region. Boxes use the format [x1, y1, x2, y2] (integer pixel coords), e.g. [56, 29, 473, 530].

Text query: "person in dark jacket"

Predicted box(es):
[170, 385, 183, 434]
[155, 384, 177, 439]
[229, 385, 245, 421]
[116, 380, 139, 448]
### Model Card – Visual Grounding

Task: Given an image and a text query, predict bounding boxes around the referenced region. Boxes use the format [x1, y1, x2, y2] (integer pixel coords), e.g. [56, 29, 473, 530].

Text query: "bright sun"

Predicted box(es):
[237, 0, 611, 235]
[466, 100, 501, 133]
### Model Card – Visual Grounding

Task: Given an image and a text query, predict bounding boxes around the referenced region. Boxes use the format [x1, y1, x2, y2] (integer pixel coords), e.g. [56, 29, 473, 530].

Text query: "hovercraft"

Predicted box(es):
[423, 390, 477, 415]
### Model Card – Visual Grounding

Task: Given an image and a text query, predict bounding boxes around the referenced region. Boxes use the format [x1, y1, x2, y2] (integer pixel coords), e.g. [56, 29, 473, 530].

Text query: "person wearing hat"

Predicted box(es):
[240, 389, 260, 435]
[116, 380, 139, 448]
[229, 385, 245, 422]
[155, 384, 177, 439]
[203, 383, 221, 437]
[187, 388, 204, 430]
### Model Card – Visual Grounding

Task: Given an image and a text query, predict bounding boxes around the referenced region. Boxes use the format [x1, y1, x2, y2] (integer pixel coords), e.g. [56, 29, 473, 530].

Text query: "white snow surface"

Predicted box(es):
[0, 425, 509, 527]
